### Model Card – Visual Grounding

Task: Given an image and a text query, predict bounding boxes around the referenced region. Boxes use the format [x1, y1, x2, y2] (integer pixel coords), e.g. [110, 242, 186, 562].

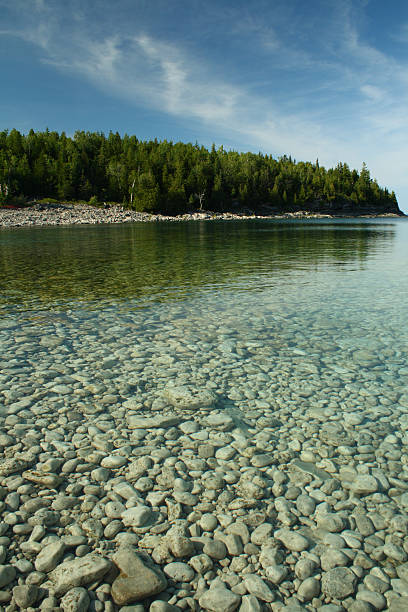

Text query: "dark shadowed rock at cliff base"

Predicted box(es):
[255, 198, 404, 217]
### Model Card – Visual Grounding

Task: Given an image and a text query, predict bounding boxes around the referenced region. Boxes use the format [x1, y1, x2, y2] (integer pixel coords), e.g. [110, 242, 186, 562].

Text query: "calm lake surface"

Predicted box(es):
[1, 217, 408, 470]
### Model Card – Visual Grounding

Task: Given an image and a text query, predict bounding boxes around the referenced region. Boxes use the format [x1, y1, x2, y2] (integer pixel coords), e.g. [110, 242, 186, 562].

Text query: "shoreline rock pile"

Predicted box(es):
[0, 202, 400, 228]
[1, 381, 408, 611]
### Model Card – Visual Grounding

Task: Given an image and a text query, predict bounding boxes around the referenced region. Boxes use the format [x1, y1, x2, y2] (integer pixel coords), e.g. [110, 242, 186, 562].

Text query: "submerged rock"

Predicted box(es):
[163, 384, 217, 409]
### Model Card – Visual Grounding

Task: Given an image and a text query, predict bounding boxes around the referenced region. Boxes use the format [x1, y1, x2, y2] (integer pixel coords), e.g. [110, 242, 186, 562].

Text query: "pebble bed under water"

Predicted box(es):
[1, 218, 408, 612]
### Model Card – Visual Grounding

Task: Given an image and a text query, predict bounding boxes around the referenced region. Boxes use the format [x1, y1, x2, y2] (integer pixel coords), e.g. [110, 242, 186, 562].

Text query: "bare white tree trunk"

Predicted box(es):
[130, 178, 136, 206]
[197, 191, 205, 210]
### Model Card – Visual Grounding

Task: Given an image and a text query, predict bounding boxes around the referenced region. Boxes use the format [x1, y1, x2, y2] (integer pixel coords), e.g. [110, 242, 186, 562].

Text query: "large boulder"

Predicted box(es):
[111, 547, 167, 605]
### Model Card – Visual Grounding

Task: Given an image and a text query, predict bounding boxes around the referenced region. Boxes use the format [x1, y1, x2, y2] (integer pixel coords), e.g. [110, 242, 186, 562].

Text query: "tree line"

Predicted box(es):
[0, 128, 400, 214]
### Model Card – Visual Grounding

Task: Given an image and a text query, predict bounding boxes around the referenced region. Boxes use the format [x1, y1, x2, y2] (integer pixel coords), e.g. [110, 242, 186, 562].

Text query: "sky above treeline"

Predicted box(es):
[1, 0, 408, 211]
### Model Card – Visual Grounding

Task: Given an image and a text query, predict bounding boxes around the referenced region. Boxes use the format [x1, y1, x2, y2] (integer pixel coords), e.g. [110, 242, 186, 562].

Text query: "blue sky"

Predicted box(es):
[1, 0, 408, 210]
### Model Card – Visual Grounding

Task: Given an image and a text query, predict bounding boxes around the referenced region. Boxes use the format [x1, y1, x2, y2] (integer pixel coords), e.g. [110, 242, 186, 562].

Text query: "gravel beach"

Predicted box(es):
[0, 202, 385, 228]
[1, 373, 408, 612]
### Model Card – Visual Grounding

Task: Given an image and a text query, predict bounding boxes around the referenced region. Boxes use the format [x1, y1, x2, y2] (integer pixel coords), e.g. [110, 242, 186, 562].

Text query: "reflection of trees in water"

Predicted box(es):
[0, 220, 395, 307]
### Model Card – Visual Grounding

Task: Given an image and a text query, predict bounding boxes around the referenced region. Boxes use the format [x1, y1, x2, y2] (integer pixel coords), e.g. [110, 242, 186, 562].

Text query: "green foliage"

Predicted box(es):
[8, 194, 28, 206]
[0, 129, 400, 215]
[37, 198, 60, 204]
[88, 195, 99, 206]
[133, 172, 160, 212]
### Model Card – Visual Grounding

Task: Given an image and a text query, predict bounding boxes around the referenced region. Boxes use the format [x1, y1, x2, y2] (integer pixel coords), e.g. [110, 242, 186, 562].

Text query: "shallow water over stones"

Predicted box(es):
[1, 218, 408, 611]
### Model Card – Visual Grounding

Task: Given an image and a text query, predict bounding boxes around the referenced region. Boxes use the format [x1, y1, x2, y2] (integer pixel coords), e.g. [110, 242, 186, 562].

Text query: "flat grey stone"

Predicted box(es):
[316, 513, 345, 533]
[387, 597, 408, 612]
[320, 549, 350, 572]
[244, 574, 275, 602]
[275, 529, 309, 552]
[348, 602, 374, 612]
[164, 385, 217, 410]
[101, 455, 128, 468]
[265, 564, 288, 585]
[259, 546, 284, 569]
[239, 594, 262, 611]
[113, 482, 139, 500]
[149, 602, 180, 612]
[356, 588, 387, 609]
[343, 412, 364, 425]
[167, 533, 195, 558]
[205, 414, 234, 431]
[173, 491, 197, 505]
[127, 415, 181, 429]
[295, 558, 317, 580]
[189, 554, 213, 574]
[279, 603, 306, 612]
[224, 534, 244, 556]
[251, 454, 273, 468]
[105, 501, 126, 519]
[384, 542, 407, 562]
[12, 585, 39, 608]
[121, 506, 153, 528]
[350, 475, 379, 495]
[290, 459, 330, 481]
[0, 565, 16, 589]
[60, 587, 90, 612]
[199, 586, 241, 611]
[22, 470, 62, 488]
[297, 577, 320, 602]
[354, 514, 375, 536]
[51, 496, 79, 511]
[0, 458, 30, 477]
[35, 540, 66, 572]
[399, 492, 408, 508]
[52, 384, 71, 394]
[251, 523, 273, 545]
[321, 567, 357, 599]
[49, 553, 112, 596]
[296, 494, 316, 517]
[111, 547, 167, 605]
[163, 561, 195, 582]
[397, 562, 408, 582]
[391, 578, 408, 597]
[203, 539, 228, 560]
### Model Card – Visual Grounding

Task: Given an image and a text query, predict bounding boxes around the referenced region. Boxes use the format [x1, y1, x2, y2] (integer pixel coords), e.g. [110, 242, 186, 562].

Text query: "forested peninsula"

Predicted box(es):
[0, 129, 402, 216]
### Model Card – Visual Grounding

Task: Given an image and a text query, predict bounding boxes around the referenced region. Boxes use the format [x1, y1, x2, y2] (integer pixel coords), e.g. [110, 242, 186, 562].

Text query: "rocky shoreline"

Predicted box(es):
[0, 203, 403, 228]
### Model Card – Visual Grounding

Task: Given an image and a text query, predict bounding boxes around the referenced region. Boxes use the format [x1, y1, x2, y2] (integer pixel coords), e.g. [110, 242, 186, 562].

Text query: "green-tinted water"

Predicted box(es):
[1, 217, 408, 450]
[0, 218, 405, 306]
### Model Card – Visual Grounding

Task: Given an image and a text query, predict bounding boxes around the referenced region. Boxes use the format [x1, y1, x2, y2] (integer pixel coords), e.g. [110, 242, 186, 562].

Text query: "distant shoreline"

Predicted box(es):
[0, 202, 404, 228]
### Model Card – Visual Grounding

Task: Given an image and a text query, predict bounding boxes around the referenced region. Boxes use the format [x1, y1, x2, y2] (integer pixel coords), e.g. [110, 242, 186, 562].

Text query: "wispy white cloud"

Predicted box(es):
[2, 0, 408, 205]
[360, 85, 384, 102]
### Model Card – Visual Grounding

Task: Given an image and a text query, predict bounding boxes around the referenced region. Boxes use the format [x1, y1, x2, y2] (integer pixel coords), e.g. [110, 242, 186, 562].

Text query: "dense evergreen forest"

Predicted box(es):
[0, 129, 401, 215]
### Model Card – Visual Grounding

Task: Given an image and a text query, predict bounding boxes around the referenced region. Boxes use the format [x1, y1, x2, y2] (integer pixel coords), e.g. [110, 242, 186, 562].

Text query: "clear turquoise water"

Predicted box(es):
[1, 218, 408, 428]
